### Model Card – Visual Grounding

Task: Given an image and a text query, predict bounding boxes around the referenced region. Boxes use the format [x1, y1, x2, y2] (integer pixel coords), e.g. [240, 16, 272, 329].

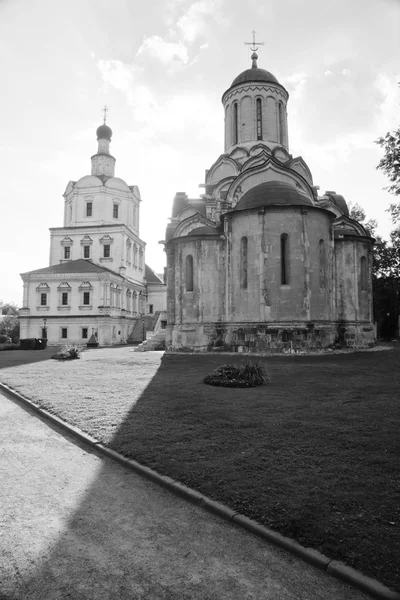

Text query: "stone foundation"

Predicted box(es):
[167, 320, 375, 353]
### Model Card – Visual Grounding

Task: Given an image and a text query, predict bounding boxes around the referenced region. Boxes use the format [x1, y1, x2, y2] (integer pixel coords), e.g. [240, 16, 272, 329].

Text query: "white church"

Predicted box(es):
[19, 119, 166, 346]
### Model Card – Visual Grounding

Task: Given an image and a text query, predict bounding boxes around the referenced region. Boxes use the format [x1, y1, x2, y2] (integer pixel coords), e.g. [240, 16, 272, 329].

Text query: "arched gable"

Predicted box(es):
[228, 146, 249, 162]
[249, 143, 272, 157]
[286, 156, 313, 186]
[226, 156, 315, 205]
[211, 176, 236, 200]
[273, 146, 291, 163]
[206, 155, 240, 185]
[173, 213, 218, 239]
[333, 215, 372, 238]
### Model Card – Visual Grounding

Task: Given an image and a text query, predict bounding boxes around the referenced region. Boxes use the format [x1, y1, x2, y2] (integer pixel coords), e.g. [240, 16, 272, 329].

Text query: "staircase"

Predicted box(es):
[133, 329, 166, 352]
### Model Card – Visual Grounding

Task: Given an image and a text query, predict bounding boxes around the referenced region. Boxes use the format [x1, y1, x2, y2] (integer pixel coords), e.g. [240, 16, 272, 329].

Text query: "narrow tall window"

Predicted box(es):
[233, 103, 238, 145]
[278, 102, 285, 145]
[280, 234, 289, 285]
[186, 255, 194, 291]
[62, 292, 68, 306]
[103, 244, 110, 258]
[61, 328, 68, 339]
[256, 98, 262, 140]
[360, 256, 368, 291]
[83, 291, 90, 305]
[82, 328, 88, 339]
[83, 245, 90, 259]
[40, 293, 47, 306]
[113, 204, 118, 219]
[86, 202, 92, 217]
[64, 246, 70, 259]
[319, 239, 326, 288]
[240, 236, 248, 289]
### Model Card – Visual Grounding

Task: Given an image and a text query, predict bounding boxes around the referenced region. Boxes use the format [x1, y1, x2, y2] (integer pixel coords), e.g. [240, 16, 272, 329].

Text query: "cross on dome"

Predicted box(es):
[102, 105, 109, 124]
[244, 30, 264, 68]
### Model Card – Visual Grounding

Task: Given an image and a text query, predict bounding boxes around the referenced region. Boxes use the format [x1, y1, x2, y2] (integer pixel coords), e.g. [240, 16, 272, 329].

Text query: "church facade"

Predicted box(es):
[19, 121, 166, 346]
[163, 52, 374, 353]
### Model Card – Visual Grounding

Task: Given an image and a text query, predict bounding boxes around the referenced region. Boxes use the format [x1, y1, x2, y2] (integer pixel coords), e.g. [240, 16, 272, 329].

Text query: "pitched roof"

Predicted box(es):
[145, 264, 164, 284]
[22, 259, 119, 276]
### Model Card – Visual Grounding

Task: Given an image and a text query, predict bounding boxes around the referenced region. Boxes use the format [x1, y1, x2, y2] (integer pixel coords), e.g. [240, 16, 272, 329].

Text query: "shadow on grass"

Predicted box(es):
[4, 348, 400, 598]
[0, 348, 60, 370]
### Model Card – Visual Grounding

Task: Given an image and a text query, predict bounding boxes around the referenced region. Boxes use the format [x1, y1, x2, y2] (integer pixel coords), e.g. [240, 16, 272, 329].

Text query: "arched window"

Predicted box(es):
[319, 239, 326, 288]
[280, 234, 289, 285]
[278, 102, 285, 145]
[240, 237, 248, 289]
[233, 103, 238, 145]
[256, 98, 262, 140]
[186, 255, 194, 291]
[360, 256, 368, 291]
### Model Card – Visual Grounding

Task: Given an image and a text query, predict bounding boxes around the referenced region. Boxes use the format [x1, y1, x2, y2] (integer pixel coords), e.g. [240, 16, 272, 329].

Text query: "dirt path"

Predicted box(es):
[0, 391, 373, 600]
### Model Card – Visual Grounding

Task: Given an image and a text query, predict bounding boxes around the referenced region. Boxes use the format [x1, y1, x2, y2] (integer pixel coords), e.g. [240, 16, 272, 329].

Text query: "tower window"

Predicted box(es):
[186, 255, 194, 291]
[83, 245, 90, 259]
[280, 234, 289, 285]
[103, 244, 110, 258]
[86, 202, 92, 217]
[360, 256, 368, 291]
[240, 236, 248, 289]
[40, 293, 47, 306]
[233, 102, 238, 145]
[83, 291, 90, 305]
[319, 239, 326, 288]
[278, 102, 285, 145]
[113, 204, 119, 219]
[256, 98, 262, 140]
[64, 246, 70, 259]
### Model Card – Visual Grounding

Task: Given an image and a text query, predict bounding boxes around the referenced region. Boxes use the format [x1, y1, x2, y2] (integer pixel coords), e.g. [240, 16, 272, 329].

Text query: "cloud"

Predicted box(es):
[97, 60, 143, 99]
[137, 35, 189, 67]
[176, 0, 215, 43]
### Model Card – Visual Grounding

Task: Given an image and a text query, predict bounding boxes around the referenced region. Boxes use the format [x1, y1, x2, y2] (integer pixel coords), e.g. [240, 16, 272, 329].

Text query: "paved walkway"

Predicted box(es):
[0, 391, 373, 600]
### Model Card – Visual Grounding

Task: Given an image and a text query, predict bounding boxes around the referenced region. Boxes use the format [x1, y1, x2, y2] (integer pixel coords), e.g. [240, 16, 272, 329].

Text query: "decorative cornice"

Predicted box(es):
[223, 84, 288, 104]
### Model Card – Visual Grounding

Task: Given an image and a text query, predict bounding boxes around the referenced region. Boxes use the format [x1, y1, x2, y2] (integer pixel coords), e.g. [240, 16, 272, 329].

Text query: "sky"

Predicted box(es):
[1, 0, 399, 304]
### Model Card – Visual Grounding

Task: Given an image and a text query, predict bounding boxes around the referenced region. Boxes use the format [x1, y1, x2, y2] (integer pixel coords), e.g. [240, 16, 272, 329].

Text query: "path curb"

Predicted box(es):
[1, 381, 399, 600]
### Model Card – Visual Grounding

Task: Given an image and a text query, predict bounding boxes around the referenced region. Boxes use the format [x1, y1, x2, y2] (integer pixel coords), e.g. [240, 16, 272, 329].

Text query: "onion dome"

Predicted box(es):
[235, 181, 314, 212]
[96, 123, 112, 141]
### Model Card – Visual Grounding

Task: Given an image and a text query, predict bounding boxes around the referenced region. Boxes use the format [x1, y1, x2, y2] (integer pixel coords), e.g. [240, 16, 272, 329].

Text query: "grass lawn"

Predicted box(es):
[1, 346, 399, 592]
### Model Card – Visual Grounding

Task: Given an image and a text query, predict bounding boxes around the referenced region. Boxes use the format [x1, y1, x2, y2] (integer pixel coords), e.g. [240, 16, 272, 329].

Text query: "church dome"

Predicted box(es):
[96, 123, 112, 141]
[235, 181, 314, 212]
[231, 67, 279, 87]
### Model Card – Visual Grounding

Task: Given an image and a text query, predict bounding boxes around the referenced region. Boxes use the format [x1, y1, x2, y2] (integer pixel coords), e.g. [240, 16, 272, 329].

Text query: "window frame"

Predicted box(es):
[103, 244, 110, 258]
[86, 202, 93, 217]
[280, 233, 289, 285]
[61, 327, 68, 339]
[64, 246, 71, 260]
[185, 255, 194, 292]
[113, 203, 119, 219]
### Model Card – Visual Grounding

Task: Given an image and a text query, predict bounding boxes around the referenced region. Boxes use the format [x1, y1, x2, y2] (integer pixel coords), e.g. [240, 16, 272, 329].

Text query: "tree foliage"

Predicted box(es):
[0, 301, 20, 342]
[376, 127, 400, 197]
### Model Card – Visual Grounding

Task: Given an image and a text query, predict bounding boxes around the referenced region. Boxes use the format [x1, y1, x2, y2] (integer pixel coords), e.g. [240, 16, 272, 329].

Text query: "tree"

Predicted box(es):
[0, 301, 20, 342]
[376, 126, 400, 197]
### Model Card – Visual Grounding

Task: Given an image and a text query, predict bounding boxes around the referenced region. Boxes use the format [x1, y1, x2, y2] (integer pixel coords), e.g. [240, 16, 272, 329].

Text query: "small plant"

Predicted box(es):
[52, 344, 82, 361]
[204, 359, 270, 388]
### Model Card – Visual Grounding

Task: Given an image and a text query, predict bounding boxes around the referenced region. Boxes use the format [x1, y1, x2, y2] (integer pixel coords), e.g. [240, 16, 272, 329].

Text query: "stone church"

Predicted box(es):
[19, 120, 166, 346]
[163, 51, 374, 352]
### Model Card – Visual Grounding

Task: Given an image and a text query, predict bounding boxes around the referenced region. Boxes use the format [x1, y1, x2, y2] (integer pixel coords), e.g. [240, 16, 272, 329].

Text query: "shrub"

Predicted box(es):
[204, 359, 270, 388]
[0, 334, 12, 344]
[52, 344, 82, 361]
[0, 343, 20, 351]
